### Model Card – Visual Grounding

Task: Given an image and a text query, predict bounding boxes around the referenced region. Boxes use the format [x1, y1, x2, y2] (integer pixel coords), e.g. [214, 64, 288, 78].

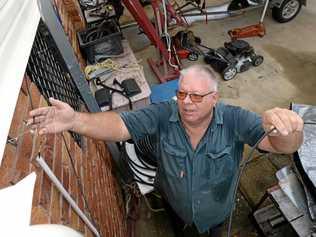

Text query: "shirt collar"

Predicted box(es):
[169, 101, 224, 125]
[169, 100, 180, 122]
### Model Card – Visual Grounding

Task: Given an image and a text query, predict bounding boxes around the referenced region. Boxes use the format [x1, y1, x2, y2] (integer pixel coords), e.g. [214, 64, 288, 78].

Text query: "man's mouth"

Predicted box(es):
[183, 108, 196, 114]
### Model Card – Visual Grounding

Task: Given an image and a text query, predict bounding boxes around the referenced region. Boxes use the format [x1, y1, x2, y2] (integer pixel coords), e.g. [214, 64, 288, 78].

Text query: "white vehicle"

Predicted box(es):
[177, 0, 306, 24]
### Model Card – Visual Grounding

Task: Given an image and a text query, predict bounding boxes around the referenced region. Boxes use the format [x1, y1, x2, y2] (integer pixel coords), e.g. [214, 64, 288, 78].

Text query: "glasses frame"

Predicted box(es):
[175, 90, 216, 103]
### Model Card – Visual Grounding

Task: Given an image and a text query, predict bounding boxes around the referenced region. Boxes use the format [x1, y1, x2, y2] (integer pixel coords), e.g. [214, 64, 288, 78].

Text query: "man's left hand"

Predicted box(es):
[262, 107, 304, 136]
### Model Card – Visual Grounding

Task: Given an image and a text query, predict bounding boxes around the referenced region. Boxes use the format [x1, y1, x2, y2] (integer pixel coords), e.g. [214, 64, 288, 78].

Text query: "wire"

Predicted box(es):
[84, 58, 143, 81]
[143, 195, 165, 213]
[121, 146, 155, 186]
[84, 59, 119, 80]
[227, 121, 313, 236]
[161, 0, 179, 70]
[227, 127, 276, 237]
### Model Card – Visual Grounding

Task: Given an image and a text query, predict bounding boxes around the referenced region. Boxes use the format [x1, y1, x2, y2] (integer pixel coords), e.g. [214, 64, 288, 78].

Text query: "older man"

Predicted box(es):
[29, 64, 303, 236]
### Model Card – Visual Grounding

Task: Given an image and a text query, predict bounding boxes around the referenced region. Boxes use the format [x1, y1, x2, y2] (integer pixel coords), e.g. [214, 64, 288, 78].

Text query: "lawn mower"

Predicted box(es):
[204, 39, 264, 80]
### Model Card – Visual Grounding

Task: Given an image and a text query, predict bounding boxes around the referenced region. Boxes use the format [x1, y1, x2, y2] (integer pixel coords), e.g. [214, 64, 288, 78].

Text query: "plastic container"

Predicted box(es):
[77, 20, 123, 63]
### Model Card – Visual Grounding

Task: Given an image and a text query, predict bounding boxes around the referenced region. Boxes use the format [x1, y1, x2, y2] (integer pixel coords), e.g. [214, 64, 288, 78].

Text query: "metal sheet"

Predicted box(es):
[292, 104, 316, 188]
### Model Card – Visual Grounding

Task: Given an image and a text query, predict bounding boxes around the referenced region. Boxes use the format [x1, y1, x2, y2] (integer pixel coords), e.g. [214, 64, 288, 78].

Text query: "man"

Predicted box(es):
[29, 64, 303, 236]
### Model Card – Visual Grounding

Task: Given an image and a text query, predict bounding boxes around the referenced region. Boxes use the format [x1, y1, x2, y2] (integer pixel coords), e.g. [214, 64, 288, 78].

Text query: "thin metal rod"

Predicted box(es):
[36, 155, 101, 237]
[260, 0, 270, 23]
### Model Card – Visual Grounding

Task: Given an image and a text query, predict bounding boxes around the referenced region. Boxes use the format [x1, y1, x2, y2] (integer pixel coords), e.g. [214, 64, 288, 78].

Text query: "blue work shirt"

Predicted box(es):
[120, 100, 265, 233]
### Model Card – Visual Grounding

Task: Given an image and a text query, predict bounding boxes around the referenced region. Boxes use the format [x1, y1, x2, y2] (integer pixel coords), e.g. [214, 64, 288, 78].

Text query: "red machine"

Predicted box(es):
[228, 0, 269, 40]
[122, 0, 186, 83]
[228, 22, 265, 40]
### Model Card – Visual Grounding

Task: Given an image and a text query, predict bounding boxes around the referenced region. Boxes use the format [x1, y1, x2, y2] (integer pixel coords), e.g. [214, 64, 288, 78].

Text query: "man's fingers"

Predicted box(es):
[27, 115, 48, 126]
[29, 124, 40, 131]
[289, 111, 304, 132]
[38, 128, 47, 135]
[33, 115, 47, 124]
[267, 111, 288, 136]
[49, 97, 65, 109]
[274, 110, 292, 135]
[264, 108, 304, 136]
[29, 107, 50, 117]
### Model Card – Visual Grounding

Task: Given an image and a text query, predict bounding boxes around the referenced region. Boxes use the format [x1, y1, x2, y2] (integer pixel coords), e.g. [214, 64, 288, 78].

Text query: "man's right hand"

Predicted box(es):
[28, 98, 76, 135]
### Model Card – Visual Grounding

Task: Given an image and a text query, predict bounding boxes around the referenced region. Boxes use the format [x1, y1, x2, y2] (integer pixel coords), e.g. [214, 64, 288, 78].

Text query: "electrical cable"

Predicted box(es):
[143, 195, 165, 213]
[133, 139, 158, 170]
[121, 148, 155, 184]
[227, 121, 315, 236]
[84, 58, 143, 81]
[126, 156, 156, 179]
[227, 127, 276, 237]
[118, 142, 155, 187]
[161, 0, 179, 70]
[95, 78, 133, 110]
[135, 155, 157, 171]
[125, 151, 156, 173]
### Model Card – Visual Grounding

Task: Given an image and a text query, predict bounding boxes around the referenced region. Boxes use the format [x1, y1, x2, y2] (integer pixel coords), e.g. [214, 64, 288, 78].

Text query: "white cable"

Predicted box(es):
[161, 0, 179, 69]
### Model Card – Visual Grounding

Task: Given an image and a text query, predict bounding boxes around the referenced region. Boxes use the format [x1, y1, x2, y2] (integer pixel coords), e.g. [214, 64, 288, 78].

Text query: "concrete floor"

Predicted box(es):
[122, 1, 316, 236]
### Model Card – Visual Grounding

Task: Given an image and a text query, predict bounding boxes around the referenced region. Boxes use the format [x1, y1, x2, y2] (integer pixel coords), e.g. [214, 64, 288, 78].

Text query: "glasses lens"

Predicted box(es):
[176, 91, 187, 100]
[190, 94, 203, 103]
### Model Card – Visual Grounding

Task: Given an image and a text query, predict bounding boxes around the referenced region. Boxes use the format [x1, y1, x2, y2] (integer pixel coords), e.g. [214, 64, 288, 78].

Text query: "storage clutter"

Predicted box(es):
[77, 19, 123, 64]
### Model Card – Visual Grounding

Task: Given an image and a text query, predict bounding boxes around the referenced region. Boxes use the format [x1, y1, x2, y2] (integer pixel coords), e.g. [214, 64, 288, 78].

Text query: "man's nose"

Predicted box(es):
[183, 94, 192, 104]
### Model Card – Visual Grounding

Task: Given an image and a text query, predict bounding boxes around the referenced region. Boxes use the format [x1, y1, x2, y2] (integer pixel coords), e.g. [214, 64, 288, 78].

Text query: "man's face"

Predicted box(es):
[178, 70, 218, 126]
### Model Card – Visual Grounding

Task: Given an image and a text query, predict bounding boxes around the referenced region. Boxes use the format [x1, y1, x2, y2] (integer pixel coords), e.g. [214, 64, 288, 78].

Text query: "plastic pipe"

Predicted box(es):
[35, 156, 101, 237]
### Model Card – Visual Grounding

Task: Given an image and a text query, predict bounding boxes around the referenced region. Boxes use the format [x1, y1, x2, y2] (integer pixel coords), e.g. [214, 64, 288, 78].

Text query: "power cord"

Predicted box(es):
[227, 121, 316, 236]
[227, 127, 275, 237]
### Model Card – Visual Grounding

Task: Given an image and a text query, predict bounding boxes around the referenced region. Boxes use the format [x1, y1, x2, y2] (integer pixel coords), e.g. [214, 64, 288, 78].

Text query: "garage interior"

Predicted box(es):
[0, 0, 316, 237]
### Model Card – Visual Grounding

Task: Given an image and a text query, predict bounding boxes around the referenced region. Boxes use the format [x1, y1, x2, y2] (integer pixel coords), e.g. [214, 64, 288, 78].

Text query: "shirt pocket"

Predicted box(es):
[161, 139, 187, 178]
[206, 146, 234, 185]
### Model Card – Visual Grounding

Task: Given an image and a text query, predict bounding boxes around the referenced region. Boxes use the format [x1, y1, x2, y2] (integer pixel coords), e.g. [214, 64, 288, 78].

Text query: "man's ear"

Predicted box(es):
[212, 92, 219, 103]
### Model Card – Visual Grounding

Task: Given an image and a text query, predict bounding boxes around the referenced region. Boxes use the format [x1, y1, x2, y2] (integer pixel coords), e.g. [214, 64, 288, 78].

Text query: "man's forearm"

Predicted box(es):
[71, 111, 131, 141]
[268, 131, 303, 154]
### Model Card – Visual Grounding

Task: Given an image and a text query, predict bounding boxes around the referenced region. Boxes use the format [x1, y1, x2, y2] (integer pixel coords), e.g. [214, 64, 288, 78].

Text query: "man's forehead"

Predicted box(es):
[180, 71, 212, 90]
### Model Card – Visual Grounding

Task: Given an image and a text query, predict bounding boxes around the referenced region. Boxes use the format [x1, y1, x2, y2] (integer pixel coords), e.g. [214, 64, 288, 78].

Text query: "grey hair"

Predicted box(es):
[179, 64, 219, 91]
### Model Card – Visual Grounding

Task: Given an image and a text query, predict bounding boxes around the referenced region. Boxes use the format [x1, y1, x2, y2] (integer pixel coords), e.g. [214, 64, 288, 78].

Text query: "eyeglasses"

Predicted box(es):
[176, 90, 215, 103]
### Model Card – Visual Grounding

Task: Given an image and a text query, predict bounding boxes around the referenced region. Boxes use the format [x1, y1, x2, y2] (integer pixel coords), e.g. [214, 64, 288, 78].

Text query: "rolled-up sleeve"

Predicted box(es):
[233, 107, 265, 147]
[119, 102, 170, 141]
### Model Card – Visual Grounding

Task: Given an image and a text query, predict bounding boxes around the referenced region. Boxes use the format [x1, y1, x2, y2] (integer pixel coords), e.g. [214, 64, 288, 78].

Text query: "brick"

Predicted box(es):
[61, 139, 70, 224]
[49, 133, 63, 224]
[13, 130, 33, 183]
[74, 142, 85, 231]
[84, 225, 94, 237]
[35, 135, 54, 217]
[39, 169, 53, 212]
[31, 206, 50, 225]
[49, 185, 62, 224]
[68, 139, 79, 229]
[29, 80, 42, 109]
[53, 134, 63, 180]
[0, 145, 17, 187]
[8, 90, 28, 138]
